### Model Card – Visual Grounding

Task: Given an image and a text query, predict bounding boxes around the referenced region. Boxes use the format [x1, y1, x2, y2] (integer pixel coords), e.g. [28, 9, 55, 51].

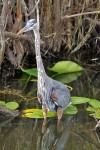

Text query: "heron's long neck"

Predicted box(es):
[33, 29, 46, 78]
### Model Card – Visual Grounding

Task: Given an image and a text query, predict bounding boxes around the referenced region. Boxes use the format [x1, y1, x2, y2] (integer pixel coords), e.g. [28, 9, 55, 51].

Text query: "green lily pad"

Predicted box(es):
[22, 105, 78, 119]
[90, 109, 100, 119]
[71, 97, 91, 105]
[20, 67, 37, 77]
[86, 106, 96, 112]
[23, 109, 43, 118]
[53, 72, 82, 83]
[89, 99, 100, 108]
[48, 61, 83, 73]
[64, 105, 78, 115]
[6, 102, 19, 110]
[0, 101, 6, 105]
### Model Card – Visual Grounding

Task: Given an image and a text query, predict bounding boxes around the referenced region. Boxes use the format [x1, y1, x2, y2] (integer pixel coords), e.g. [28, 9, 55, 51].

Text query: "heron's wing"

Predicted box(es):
[51, 80, 71, 109]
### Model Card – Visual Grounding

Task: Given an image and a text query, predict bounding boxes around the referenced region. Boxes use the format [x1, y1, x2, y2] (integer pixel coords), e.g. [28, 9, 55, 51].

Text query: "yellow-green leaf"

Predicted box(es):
[20, 67, 37, 77]
[89, 99, 100, 108]
[6, 102, 19, 110]
[64, 105, 78, 114]
[22, 105, 78, 119]
[71, 97, 91, 105]
[53, 72, 82, 83]
[48, 61, 83, 73]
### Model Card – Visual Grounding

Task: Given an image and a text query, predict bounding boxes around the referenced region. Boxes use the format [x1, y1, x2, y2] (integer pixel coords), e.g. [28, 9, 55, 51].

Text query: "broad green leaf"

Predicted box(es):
[20, 67, 37, 77]
[64, 105, 78, 114]
[71, 97, 91, 104]
[90, 109, 100, 119]
[48, 61, 83, 73]
[86, 106, 96, 112]
[22, 109, 43, 118]
[22, 109, 56, 118]
[22, 105, 78, 119]
[0, 101, 6, 105]
[23, 108, 36, 114]
[6, 102, 19, 110]
[89, 99, 100, 108]
[53, 72, 82, 83]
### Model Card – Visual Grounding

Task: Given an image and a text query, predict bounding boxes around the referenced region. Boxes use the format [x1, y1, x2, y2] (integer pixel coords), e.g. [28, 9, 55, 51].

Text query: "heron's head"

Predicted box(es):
[17, 19, 37, 35]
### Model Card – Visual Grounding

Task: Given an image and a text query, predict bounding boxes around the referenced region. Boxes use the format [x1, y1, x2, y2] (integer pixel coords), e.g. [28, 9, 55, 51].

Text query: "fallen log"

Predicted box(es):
[0, 104, 20, 117]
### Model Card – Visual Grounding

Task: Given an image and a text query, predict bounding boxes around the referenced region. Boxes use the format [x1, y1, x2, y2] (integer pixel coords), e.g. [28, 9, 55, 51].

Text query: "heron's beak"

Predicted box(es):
[17, 24, 33, 35]
[17, 29, 24, 35]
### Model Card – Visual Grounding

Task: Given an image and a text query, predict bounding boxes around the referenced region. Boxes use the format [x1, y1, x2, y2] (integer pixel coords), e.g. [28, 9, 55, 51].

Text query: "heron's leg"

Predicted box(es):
[42, 119, 47, 133]
[57, 119, 63, 134]
[57, 106, 63, 120]
[42, 105, 47, 120]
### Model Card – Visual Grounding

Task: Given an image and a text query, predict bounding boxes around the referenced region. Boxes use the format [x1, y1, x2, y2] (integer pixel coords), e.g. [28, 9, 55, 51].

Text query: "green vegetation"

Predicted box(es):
[0, 101, 19, 110]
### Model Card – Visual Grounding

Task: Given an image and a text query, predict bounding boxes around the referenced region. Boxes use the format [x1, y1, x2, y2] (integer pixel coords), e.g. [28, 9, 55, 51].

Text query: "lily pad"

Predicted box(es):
[90, 109, 100, 119]
[6, 102, 19, 110]
[22, 109, 43, 118]
[71, 97, 91, 105]
[48, 61, 83, 73]
[86, 106, 96, 112]
[22, 105, 78, 119]
[89, 99, 100, 108]
[64, 105, 78, 115]
[53, 72, 82, 83]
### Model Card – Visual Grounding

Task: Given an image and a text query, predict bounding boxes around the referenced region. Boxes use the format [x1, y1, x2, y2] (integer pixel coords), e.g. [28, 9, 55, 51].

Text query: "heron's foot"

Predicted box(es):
[42, 105, 47, 120]
[57, 106, 63, 120]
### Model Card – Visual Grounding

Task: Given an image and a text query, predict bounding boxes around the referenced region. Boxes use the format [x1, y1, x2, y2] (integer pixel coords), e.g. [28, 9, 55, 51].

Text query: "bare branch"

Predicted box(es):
[27, 0, 40, 17]
[62, 10, 100, 19]
[0, 0, 8, 66]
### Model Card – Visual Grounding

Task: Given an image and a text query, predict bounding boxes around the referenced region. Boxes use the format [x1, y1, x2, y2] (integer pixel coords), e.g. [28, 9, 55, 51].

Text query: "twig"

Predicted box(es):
[0, 117, 15, 128]
[21, 0, 28, 22]
[62, 10, 100, 19]
[27, 0, 40, 17]
[0, 89, 27, 100]
[71, 25, 95, 54]
[95, 120, 100, 129]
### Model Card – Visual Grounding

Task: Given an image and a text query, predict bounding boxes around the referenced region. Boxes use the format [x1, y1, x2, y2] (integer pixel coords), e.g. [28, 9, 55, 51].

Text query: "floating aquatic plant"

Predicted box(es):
[0, 101, 19, 110]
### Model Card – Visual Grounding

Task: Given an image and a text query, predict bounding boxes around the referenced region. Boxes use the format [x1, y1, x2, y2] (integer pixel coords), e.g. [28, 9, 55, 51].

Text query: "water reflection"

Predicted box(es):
[0, 71, 100, 150]
[0, 115, 100, 150]
[41, 116, 72, 150]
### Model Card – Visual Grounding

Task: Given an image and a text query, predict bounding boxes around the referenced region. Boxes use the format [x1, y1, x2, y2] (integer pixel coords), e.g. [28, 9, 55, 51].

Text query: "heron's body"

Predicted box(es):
[18, 19, 71, 119]
[38, 75, 71, 111]
[34, 27, 71, 112]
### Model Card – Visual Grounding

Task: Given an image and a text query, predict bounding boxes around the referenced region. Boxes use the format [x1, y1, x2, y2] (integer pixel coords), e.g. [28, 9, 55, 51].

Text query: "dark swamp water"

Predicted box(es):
[0, 70, 100, 150]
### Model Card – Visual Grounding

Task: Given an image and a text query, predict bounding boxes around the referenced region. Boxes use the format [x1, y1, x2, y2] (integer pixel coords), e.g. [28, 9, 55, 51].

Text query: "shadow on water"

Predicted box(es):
[0, 70, 100, 150]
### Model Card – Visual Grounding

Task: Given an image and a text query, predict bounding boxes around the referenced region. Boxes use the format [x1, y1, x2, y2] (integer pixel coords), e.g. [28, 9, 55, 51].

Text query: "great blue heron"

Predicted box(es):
[18, 19, 71, 120]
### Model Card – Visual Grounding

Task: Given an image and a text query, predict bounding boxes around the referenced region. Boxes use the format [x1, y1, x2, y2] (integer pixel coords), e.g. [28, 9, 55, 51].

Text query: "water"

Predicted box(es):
[0, 71, 100, 150]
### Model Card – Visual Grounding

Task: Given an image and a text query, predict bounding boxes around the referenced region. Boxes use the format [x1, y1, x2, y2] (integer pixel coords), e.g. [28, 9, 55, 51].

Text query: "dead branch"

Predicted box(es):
[27, 0, 40, 17]
[0, 0, 8, 66]
[95, 120, 100, 129]
[4, 31, 45, 45]
[4, 31, 33, 43]
[71, 25, 95, 54]
[62, 10, 100, 19]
